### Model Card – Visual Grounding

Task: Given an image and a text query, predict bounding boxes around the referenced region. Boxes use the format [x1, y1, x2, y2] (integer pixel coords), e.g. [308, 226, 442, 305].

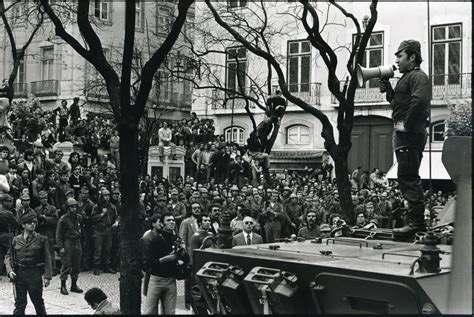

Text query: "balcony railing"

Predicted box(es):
[30, 80, 59, 97]
[153, 91, 192, 110]
[286, 82, 321, 106]
[211, 88, 257, 110]
[331, 73, 471, 104]
[12, 83, 28, 98]
[211, 83, 321, 110]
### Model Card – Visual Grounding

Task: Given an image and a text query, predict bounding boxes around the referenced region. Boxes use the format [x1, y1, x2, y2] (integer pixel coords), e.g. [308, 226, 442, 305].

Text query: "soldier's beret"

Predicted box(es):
[38, 191, 48, 198]
[20, 212, 37, 224]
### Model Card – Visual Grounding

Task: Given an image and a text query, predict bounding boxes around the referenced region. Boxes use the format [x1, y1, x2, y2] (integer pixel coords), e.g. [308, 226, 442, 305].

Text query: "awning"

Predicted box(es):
[270, 150, 324, 160]
[386, 151, 451, 180]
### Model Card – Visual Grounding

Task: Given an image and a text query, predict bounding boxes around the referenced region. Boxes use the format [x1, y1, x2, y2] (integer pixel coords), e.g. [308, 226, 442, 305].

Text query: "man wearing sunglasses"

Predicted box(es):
[232, 216, 263, 247]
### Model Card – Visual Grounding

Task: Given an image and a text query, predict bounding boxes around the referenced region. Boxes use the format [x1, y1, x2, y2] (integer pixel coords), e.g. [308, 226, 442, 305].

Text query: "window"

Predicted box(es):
[135, 0, 144, 29]
[224, 126, 245, 144]
[287, 125, 310, 145]
[157, 7, 172, 34]
[353, 32, 384, 88]
[431, 121, 446, 142]
[16, 49, 26, 84]
[227, 0, 248, 9]
[287, 40, 311, 93]
[94, 0, 110, 21]
[156, 60, 172, 102]
[432, 23, 461, 85]
[226, 47, 247, 94]
[41, 47, 54, 81]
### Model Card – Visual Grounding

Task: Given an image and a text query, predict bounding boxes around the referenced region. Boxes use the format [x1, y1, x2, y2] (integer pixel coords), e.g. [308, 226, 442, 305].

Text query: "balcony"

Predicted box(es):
[211, 88, 257, 110]
[30, 80, 59, 97]
[331, 73, 471, 104]
[12, 83, 28, 98]
[152, 91, 192, 111]
[286, 82, 321, 106]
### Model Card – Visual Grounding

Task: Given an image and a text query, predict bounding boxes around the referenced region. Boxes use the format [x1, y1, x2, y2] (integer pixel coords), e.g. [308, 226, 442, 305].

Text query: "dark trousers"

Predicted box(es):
[396, 147, 425, 221]
[60, 239, 82, 281]
[0, 235, 10, 275]
[81, 226, 94, 271]
[93, 229, 112, 267]
[184, 277, 192, 306]
[14, 267, 46, 315]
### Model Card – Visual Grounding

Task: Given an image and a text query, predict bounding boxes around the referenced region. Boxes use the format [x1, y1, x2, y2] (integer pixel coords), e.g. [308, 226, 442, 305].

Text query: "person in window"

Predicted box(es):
[380, 40, 429, 240]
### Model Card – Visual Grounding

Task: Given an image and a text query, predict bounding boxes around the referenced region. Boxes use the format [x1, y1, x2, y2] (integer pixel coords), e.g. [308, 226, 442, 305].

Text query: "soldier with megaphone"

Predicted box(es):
[379, 39, 430, 241]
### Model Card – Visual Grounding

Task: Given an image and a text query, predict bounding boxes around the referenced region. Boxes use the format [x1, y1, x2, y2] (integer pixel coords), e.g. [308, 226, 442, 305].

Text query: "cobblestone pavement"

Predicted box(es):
[0, 272, 192, 315]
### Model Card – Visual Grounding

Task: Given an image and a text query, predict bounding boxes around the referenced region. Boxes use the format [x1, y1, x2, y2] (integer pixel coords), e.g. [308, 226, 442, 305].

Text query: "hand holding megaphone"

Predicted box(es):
[355, 64, 397, 90]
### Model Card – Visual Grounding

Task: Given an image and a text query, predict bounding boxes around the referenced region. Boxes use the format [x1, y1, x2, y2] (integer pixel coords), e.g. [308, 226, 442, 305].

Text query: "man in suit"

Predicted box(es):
[232, 216, 263, 247]
[179, 202, 201, 310]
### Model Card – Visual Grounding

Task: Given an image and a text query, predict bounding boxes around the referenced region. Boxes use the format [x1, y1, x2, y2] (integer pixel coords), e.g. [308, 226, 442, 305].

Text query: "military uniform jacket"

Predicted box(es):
[5, 232, 53, 279]
[90, 203, 117, 232]
[35, 204, 58, 231]
[388, 68, 429, 150]
[56, 213, 82, 248]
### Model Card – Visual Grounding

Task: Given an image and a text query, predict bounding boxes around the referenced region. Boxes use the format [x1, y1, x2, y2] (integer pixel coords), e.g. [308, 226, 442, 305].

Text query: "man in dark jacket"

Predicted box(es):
[143, 212, 189, 315]
[380, 39, 429, 240]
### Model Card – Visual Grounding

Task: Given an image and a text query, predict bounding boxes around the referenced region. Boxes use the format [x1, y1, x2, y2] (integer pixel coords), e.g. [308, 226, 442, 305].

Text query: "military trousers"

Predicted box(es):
[13, 267, 46, 315]
[93, 229, 112, 268]
[60, 239, 82, 281]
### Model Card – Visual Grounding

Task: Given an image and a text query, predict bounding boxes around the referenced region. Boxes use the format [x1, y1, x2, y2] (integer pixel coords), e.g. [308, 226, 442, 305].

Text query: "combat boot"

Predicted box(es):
[393, 204, 426, 240]
[70, 278, 83, 293]
[60, 280, 69, 295]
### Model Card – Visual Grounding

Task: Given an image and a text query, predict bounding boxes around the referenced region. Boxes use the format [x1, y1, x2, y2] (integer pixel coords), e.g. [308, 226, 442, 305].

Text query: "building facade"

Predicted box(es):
[0, 0, 195, 121]
[191, 1, 471, 176]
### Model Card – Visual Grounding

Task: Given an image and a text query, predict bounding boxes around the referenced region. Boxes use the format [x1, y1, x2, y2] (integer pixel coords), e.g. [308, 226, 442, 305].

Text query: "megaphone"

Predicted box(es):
[355, 64, 397, 87]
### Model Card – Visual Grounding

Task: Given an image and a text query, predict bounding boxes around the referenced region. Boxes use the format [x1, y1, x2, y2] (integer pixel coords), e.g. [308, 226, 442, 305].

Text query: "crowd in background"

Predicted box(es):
[0, 96, 455, 313]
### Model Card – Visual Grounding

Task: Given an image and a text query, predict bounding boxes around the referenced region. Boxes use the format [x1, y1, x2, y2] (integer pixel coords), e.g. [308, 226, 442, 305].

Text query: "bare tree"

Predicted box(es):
[38, 0, 194, 313]
[205, 0, 379, 224]
[0, 0, 45, 99]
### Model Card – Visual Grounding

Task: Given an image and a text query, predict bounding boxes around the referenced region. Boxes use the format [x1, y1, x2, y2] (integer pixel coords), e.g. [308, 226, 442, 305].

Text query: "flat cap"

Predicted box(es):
[171, 189, 179, 195]
[20, 212, 37, 224]
[395, 39, 422, 58]
[38, 190, 48, 198]
[67, 198, 78, 206]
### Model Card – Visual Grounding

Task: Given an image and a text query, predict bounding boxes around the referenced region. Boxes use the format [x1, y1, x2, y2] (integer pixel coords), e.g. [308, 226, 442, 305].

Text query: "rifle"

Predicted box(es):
[8, 224, 17, 301]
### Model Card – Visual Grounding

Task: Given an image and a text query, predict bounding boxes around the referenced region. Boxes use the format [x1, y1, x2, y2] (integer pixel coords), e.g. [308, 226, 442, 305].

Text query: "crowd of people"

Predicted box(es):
[0, 95, 456, 315]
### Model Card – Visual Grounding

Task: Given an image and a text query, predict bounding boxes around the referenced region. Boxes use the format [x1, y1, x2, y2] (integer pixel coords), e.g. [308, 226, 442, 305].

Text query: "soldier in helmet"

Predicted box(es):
[56, 197, 83, 295]
[5, 212, 52, 314]
[35, 190, 58, 275]
[90, 189, 117, 275]
[380, 39, 430, 240]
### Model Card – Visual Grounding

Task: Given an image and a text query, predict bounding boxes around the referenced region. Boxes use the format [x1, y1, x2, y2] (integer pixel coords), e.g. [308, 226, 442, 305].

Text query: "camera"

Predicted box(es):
[159, 237, 187, 264]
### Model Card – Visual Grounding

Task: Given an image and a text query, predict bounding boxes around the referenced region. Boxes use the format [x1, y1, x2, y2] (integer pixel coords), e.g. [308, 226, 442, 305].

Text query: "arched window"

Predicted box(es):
[431, 120, 446, 142]
[287, 125, 310, 145]
[224, 126, 245, 144]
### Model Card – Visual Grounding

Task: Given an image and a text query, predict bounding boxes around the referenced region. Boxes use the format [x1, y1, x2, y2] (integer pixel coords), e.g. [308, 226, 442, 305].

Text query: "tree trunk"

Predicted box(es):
[333, 155, 355, 225]
[118, 122, 143, 314]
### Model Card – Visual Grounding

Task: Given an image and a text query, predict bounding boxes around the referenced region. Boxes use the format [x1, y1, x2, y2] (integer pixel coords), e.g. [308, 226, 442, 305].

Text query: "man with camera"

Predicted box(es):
[144, 212, 189, 315]
[380, 39, 430, 240]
